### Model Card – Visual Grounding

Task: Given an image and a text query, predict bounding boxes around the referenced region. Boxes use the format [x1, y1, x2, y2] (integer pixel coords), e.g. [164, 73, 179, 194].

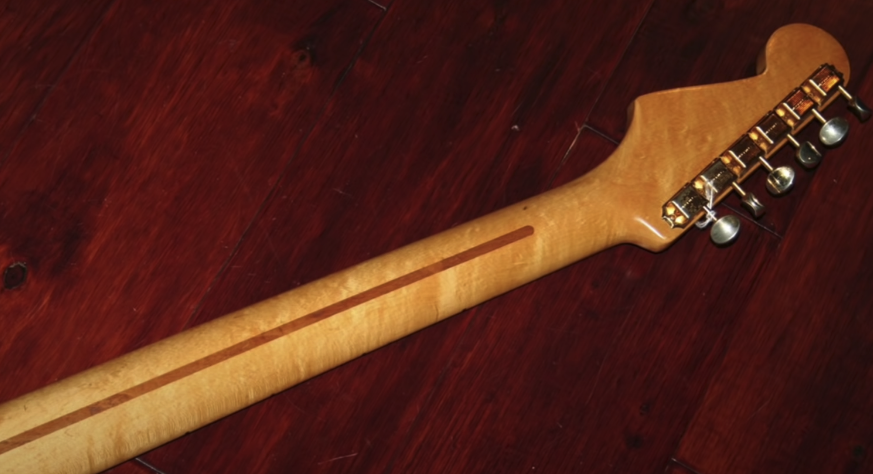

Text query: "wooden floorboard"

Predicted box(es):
[666, 460, 702, 474]
[0, 1, 113, 164]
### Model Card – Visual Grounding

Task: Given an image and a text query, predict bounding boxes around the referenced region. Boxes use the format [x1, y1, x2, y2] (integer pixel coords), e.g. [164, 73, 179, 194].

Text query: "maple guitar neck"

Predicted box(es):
[0, 24, 857, 473]
[0, 166, 652, 473]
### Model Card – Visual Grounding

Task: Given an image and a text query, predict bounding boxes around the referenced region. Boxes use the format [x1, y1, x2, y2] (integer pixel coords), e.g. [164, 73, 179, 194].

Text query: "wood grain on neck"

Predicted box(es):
[0, 169, 633, 472]
[0, 226, 534, 457]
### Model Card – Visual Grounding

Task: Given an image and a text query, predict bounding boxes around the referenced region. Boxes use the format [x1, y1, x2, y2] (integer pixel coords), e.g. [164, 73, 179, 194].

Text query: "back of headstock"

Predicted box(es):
[601, 24, 869, 251]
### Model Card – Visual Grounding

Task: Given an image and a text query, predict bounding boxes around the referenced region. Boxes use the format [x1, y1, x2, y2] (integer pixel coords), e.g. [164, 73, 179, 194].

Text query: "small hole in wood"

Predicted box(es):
[3, 262, 28, 290]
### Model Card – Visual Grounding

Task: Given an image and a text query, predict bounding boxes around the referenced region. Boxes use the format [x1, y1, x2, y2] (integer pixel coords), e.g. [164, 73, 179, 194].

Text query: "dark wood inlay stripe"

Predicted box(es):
[0, 225, 534, 455]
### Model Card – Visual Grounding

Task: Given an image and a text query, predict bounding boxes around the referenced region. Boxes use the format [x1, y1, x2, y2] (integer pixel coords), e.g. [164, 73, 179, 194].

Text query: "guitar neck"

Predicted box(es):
[0, 163, 643, 473]
[3, 23, 857, 472]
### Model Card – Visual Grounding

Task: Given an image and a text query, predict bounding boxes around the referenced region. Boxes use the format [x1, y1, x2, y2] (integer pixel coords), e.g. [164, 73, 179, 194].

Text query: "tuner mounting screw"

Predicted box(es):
[811, 108, 849, 147]
[731, 182, 765, 218]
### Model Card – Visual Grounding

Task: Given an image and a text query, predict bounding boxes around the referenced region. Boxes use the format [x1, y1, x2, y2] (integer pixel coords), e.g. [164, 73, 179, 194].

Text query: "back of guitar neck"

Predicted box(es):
[0, 165, 638, 473]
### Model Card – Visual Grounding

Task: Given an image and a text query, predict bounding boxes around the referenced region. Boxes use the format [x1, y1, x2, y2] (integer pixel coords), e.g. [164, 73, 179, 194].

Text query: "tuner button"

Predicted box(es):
[786, 133, 823, 169]
[757, 157, 795, 196]
[820, 117, 850, 147]
[812, 108, 849, 147]
[731, 182, 765, 218]
[711, 214, 741, 246]
[838, 85, 871, 123]
[766, 167, 796, 195]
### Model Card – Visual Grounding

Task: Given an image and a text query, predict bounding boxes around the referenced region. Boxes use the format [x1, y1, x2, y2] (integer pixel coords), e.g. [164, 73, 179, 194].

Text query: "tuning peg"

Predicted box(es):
[837, 85, 871, 122]
[756, 156, 795, 195]
[785, 133, 823, 168]
[690, 189, 741, 246]
[811, 108, 849, 147]
[731, 182, 765, 218]
[711, 214, 741, 246]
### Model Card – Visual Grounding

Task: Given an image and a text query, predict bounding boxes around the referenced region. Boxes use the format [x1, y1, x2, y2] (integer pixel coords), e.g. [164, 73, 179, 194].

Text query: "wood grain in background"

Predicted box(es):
[666, 461, 701, 474]
[104, 462, 155, 474]
[1, 0, 872, 473]
[0, 1, 113, 160]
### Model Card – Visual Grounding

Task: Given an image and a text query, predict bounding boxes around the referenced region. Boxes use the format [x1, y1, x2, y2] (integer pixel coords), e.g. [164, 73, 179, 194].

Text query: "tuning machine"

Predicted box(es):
[756, 156, 795, 195]
[785, 133, 823, 168]
[695, 205, 742, 246]
[837, 85, 871, 123]
[801, 64, 872, 148]
[810, 108, 849, 147]
[710, 214, 741, 246]
[731, 182, 765, 218]
[806, 78, 870, 147]
[702, 181, 764, 246]
[662, 64, 870, 247]
[699, 182, 766, 245]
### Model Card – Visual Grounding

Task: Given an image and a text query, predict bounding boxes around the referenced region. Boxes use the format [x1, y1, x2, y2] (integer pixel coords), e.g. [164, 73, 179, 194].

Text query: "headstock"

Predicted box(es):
[599, 24, 868, 251]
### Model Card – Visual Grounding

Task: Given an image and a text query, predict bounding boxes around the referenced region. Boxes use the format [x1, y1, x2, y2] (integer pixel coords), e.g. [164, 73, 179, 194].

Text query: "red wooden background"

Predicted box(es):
[1, 1, 872, 472]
